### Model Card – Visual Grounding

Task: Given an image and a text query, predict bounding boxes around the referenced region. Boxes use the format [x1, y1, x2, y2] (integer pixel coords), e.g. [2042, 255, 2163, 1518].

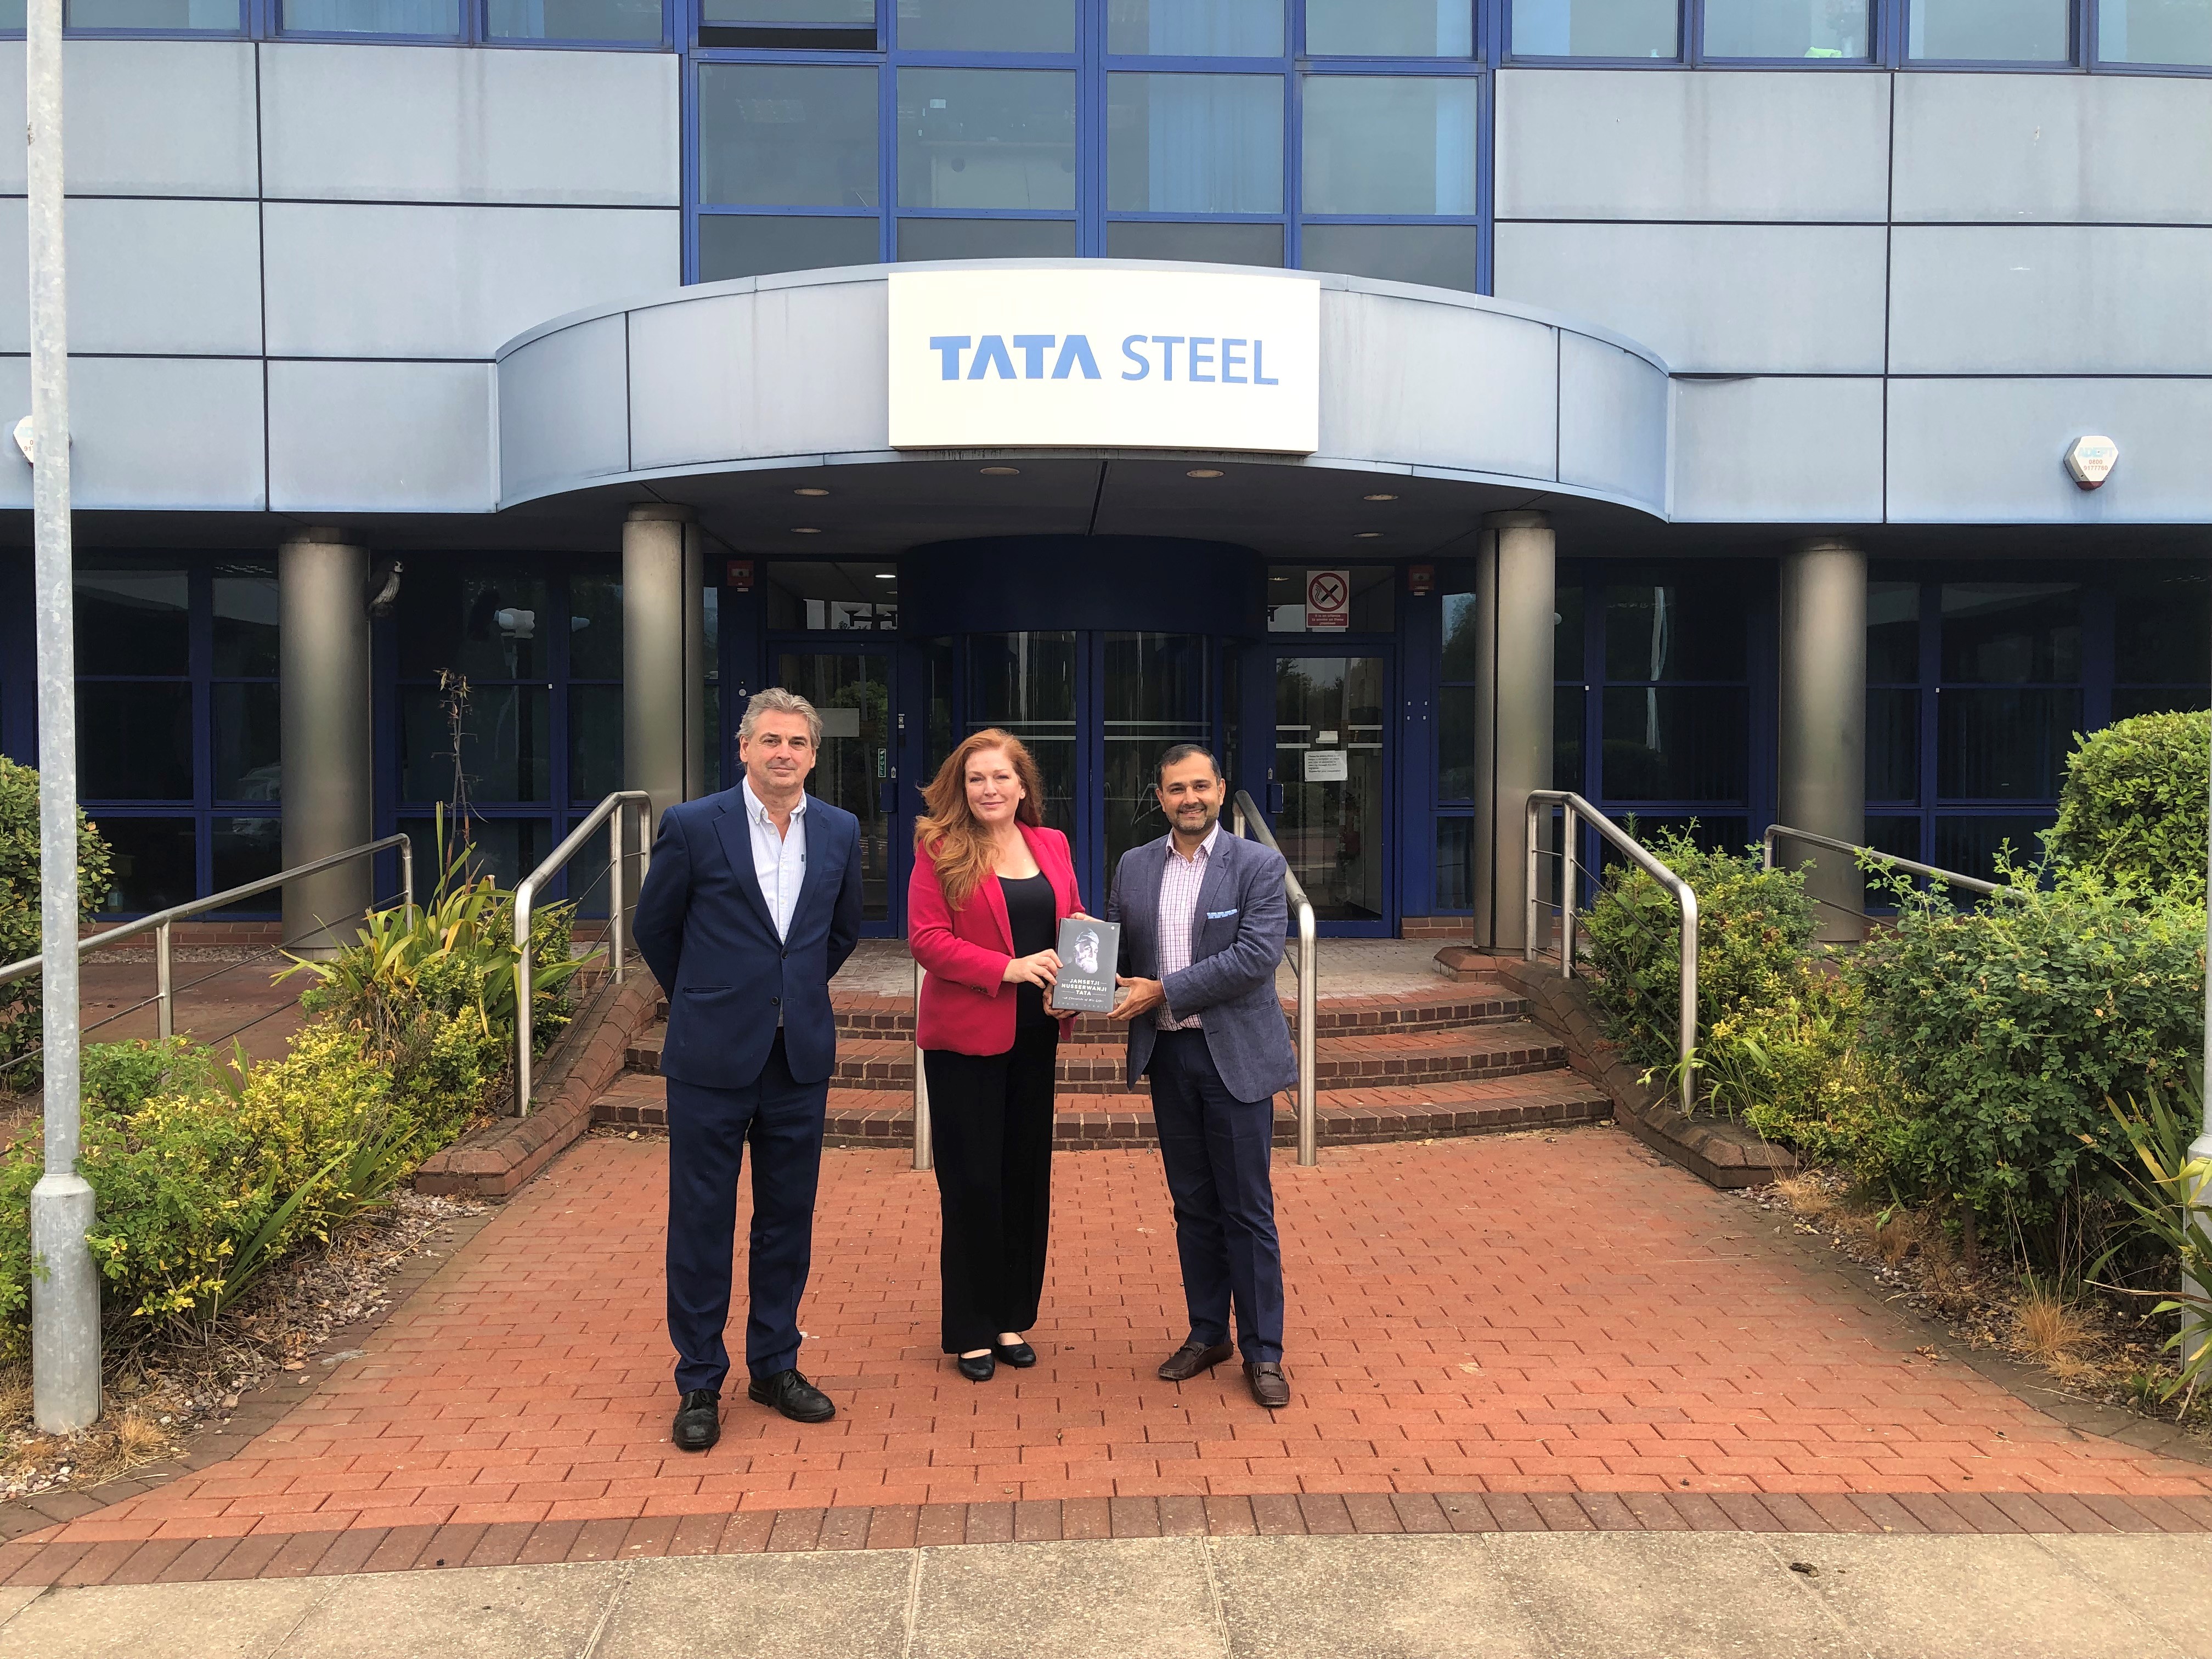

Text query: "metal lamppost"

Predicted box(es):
[2194, 675, 2212, 1363]
[25, 0, 99, 1432]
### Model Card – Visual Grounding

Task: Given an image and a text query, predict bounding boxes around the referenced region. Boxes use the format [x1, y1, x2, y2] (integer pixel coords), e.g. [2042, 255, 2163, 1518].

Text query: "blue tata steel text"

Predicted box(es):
[926, 334, 1280, 385]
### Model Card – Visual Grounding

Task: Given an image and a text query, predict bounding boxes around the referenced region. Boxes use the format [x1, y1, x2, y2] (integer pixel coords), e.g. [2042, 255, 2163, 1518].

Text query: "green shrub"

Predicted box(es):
[2048, 709, 2210, 905]
[0, 756, 114, 1077]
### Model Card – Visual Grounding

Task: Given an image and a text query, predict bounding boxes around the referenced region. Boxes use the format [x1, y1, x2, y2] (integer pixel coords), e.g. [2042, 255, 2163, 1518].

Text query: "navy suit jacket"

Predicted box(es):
[1106, 828, 1298, 1106]
[631, 783, 865, 1090]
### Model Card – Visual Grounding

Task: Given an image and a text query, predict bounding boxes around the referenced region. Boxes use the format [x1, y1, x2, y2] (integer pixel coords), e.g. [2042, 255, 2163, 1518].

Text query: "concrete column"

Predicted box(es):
[278, 529, 374, 954]
[1777, 538, 1869, 943]
[623, 505, 708, 833]
[1471, 510, 1555, 953]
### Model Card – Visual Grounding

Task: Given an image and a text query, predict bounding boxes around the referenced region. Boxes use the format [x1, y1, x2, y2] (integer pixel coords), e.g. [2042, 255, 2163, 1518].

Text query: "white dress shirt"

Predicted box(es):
[742, 775, 808, 944]
[1155, 821, 1220, 1031]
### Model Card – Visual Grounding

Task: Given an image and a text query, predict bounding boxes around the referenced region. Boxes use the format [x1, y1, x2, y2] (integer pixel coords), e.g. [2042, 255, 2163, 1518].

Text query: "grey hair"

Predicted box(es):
[738, 687, 823, 748]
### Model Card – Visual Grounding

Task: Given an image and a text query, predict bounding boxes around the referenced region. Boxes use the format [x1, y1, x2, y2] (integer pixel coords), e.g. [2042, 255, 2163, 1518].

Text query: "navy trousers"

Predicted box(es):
[665, 1032, 826, 1394]
[1146, 1028, 1285, 1364]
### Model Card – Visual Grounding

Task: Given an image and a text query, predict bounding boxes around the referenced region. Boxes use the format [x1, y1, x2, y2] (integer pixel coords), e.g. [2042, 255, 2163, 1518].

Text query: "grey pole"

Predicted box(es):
[1776, 539, 1869, 943]
[1470, 511, 1555, 955]
[623, 505, 702, 839]
[26, 0, 101, 1432]
[279, 531, 374, 954]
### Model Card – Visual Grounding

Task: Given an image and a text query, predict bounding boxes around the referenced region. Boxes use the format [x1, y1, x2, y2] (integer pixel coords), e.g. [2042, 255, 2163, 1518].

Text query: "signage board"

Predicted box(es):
[1305, 568, 1350, 632]
[1302, 749, 1348, 783]
[888, 267, 1322, 453]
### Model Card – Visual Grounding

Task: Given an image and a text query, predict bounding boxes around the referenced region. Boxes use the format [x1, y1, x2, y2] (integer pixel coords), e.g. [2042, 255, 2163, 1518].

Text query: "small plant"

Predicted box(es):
[2011, 1280, 2094, 1370]
[2047, 709, 2209, 906]
[0, 756, 113, 1081]
[2087, 1080, 2212, 1410]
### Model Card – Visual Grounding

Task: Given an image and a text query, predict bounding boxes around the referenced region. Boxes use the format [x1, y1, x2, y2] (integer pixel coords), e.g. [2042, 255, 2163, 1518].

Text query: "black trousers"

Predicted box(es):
[665, 1031, 826, 1393]
[922, 1023, 1059, 1353]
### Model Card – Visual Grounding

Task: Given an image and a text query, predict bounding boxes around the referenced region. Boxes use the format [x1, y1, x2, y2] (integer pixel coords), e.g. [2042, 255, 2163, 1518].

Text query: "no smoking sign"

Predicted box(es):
[1305, 568, 1350, 632]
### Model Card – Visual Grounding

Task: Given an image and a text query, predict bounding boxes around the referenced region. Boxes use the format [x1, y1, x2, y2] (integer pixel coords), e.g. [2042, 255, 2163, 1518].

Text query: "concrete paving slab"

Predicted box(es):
[2025, 1536, 2212, 1659]
[0, 1578, 335, 1659]
[0, 1589, 41, 1627]
[911, 1538, 1227, 1659]
[1208, 1534, 1549, 1659]
[592, 1551, 915, 1659]
[275, 1562, 623, 1659]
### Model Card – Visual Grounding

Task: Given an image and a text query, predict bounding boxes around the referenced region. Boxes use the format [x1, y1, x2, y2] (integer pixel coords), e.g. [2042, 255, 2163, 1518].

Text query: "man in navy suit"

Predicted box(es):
[1108, 743, 1299, 1409]
[633, 687, 865, 1450]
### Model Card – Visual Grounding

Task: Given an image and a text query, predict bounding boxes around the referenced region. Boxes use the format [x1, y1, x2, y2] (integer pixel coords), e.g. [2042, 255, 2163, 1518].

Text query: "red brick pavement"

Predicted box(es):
[21, 1125, 2212, 1565]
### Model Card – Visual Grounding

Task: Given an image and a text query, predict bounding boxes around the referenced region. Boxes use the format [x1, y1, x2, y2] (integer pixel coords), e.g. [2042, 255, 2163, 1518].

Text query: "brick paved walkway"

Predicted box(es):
[18, 1122, 2212, 1579]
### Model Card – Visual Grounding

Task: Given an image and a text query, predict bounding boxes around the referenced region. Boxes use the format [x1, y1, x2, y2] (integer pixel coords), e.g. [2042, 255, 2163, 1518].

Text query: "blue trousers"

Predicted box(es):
[1146, 1028, 1285, 1364]
[665, 1032, 826, 1393]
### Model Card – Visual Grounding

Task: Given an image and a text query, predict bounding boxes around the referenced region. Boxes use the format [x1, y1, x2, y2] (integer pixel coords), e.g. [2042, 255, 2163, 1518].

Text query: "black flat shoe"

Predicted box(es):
[746, 1368, 836, 1423]
[992, 1340, 1037, 1368]
[672, 1388, 721, 1452]
[956, 1351, 996, 1382]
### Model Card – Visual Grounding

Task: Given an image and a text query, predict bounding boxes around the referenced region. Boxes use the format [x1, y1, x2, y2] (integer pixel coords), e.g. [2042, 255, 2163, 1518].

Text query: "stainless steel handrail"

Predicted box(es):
[1526, 791, 1699, 1116]
[1231, 789, 1318, 1167]
[0, 833, 414, 1043]
[514, 790, 654, 1116]
[1761, 824, 2002, 899]
[912, 959, 933, 1172]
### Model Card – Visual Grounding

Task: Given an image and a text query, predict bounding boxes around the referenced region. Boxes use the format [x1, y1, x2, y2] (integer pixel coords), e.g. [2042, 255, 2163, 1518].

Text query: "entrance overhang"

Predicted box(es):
[494, 259, 1672, 558]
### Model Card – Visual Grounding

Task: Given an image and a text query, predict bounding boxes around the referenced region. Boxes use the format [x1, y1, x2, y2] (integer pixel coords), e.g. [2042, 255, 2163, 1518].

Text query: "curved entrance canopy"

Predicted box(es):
[494, 260, 1671, 557]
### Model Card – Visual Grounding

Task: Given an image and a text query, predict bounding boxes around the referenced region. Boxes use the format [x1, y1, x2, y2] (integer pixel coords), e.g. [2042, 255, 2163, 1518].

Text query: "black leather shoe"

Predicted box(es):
[1245, 1361, 1290, 1409]
[746, 1368, 835, 1423]
[992, 1340, 1037, 1368]
[956, 1351, 996, 1382]
[1157, 1340, 1234, 1382]
[672, 1389, 721, 1452]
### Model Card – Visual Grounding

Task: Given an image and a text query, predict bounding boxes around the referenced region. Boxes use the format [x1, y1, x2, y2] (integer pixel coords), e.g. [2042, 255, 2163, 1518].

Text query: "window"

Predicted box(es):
[1512, 0, 1680, 57]
[2113, 563, 2211, 718]
[764, 563, 901, 631]
[1301, 77, 1477, 216]
[1108, 0, 1282, 55]
[701, 0, 873, 48]
[699, 216, 881, 282]
[699, 65, 879, 208]
[1703, 0, 1872, 58]
[64, 0, 240, 25]
[1307, 0, 1472, 56]
[896, 68, 1079, 211]
[2100, 0, 2212, 65]
[1596, 571, 1750, 810]
[895, 0, 1074, 52]
[1266, 566, 1396, 633]
[487, 0, 661, 41]
[281, 0, 458, 34]
[1909, 0, 2072, 61]
[1107, 74, 1283, 215]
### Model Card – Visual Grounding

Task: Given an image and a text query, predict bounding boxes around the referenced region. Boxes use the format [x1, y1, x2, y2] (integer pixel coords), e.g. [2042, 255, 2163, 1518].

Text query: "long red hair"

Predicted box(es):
[915, 729, 1047, 910]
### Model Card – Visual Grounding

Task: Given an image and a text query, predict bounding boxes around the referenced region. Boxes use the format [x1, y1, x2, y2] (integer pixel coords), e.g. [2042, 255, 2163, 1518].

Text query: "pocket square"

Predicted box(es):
[1206, 908, 1239, 919]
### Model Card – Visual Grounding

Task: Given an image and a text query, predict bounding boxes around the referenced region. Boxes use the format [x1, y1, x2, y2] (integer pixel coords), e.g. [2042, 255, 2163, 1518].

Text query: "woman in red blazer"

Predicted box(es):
[909, 727, 1085, 1381]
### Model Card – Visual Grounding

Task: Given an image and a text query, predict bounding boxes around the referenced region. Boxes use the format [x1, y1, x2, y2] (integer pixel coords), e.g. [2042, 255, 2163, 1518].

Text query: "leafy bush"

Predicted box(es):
[0, 756, 114, 1077]
[2047, 710, 2210, 905]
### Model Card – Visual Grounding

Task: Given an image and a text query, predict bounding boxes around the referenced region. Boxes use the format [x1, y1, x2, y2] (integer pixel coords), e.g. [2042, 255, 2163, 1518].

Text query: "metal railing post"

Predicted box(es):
[514, 878, 536, 1119]
[1676, 889, 1700, 1116]
[400, 835, 416, 928]
[1560, 803, 1578, 979]
[155, 921, 173, 1042]
[1295, 905, 1317, 1167]
[1523, 795, 1540, 964]
[912, 959, 933, 1171]
[609, 802, 627, 985]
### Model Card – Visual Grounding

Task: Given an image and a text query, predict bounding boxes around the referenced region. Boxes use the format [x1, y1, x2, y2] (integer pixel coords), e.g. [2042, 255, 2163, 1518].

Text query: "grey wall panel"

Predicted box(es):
[1894, 73, 2212, 225]
[0, 199, 260, 356]
[1317, 292, 1558, 483]
[1496, 69, 1889, 223]
[1672, 377, 1883, 523]
[626, 278, 891, 471]
[1494, 222, 1887, 373]
[269, 360, 494, 514]
[1557, 331, 1667, 511]
[1890, 225, 2212, 375]
[0, 41, 258, 196]
[73, 358, 265, 511]
[1886, 377, 2212, 522]
[498, 314, 630, 506]
[261, 44, 679, 206]
[263, 202, 679, 359]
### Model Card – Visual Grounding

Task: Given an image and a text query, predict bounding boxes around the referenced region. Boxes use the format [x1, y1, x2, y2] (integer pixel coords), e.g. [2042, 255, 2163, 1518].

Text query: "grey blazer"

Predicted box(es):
[1105, 828, 1298, 1105]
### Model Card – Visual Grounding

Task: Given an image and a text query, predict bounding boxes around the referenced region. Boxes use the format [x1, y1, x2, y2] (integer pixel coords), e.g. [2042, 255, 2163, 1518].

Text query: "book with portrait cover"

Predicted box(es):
[1049, 917, 1121, 1014]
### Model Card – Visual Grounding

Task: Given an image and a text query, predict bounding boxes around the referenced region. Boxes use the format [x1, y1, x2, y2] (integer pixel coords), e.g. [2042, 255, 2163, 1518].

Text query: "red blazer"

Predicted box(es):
[909, 822, 1084, 1056]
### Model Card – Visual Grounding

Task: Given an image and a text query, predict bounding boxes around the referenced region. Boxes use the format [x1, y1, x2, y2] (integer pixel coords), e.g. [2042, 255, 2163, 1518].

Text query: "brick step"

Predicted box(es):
[626, 1017, 1565, 1092]
[591, 1066, 1611, 1150]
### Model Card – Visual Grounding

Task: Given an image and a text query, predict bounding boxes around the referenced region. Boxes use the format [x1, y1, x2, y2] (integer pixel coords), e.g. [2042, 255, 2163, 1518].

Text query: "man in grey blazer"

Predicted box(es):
[1107, 743, 1298, 1408]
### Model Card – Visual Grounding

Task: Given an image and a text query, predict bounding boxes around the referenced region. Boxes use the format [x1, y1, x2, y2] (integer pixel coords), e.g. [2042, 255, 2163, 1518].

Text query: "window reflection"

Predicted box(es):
[2101, 0, 2212, 65]
[699, 216, 879, 281]
[897, 68, 1079, 211]
[1938, 584, 2080, 684]
[1107, 74, 1283, 215]
[699, 64, 879, 208]
[1511, 0, 1679, 57]
[486, 0, 659, 40]
[1909, 0, 2070, 61]
[1307, 0, 1472, 55]
[1704, 0, 1870, 58]
[897, 0, 1074, 51]
[281, 0, 455, 33]
[1107, 0, 1281, 55]
[1301, 77, 1477, 216]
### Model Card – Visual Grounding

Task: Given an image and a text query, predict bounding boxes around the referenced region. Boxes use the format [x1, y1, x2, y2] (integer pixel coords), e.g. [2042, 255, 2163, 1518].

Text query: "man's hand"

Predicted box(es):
[1108, 974, 1166, 1023]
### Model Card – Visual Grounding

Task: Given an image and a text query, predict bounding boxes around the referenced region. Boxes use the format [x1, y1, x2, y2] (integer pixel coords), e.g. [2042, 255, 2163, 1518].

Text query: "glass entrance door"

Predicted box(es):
[774, 648, 897, 925]
[1274, 654, 1390, 928]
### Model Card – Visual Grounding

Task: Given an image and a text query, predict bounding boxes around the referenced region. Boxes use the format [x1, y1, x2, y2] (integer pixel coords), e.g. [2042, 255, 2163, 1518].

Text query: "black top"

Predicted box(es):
[998, 871, 1058, 1028]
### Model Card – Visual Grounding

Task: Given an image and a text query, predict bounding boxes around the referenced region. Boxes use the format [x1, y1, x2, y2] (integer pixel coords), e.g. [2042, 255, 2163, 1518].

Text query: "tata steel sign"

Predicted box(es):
[887, 268, 1322, 454]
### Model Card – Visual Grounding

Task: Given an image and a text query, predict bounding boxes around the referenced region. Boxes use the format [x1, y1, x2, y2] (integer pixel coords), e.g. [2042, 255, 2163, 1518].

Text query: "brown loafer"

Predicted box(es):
[1245, 1361, 1290, 1408]
[1157, 1340, 1234, 1382]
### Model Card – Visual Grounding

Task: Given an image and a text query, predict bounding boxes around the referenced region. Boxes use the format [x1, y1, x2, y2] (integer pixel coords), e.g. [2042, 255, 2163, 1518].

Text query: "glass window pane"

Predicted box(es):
[1109, 0, 1283, 54]
[281, 0, 455, 32]
[899, 217, 1078, 259]
[1554, 683, 1585, 792]
[2102, 0, 2212, 64]
[1300, 223, 1481, 289]
[707, 0, 867, 15]
[1866, 579, 1918, 682]
[1511, 0, 1679, 56]
[699, 215, 879, 281]
[212, 571, 279, 677]
[567, 573, 624, 680]
[2114, 564, 2211, 687]
[1555, 580, 1584, 679]
[968, 631, 1079, 839]
[66, 0, 238, 23]
[1704, 0, 1872, 57]
[569, 685, 624, 804]
[1939, 583, 2081, 684]
[488, 0, 660, 38]
[1600, 687, 1748, 802]
[79, 684, 193, 800]
[1108, 74, 1283, 215]
[76, 571, 188, 677]
[210, 818, 284, 916]
[1866, 687, 1918, 804]
[1301, 77, 1476, 215]
[1308, 0, 1472, 54]
[1442, 582, 1477, 680]
[396, 817, 552, 893]
[1103, 633, 1209, 871]
[699, 64, 879, 209]
[1105, 220, 1284, 266]
[764, 563, 900, 631]
[399, 685, 551, 804]
[1937, 689, 2079, 802]
[1438, 685, 1477, 800]
[1865, 813, 1922, 868]
[898, 69, 1078, 211]
[1934, 814, 2054, 886]
[94, 819, 198, 915]
[2114, 684, 2212, 719]
[212, 683, 281, 803]
[898, 0, 1073, 50]
[1434, 816, 1473, 911]
[397, 568, 552, 682]
[1266, 566, 1395, 631]
[1910, 0, 2070, 60]
[1604, 579, 1746, 682]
